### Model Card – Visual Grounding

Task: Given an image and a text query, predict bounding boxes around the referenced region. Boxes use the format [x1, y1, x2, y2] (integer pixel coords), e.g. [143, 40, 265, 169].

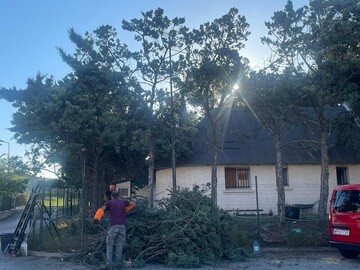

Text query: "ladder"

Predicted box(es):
[5, 183, 42, 255]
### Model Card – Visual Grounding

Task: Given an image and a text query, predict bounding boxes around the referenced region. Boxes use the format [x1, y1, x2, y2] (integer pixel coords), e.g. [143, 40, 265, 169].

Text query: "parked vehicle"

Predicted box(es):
[329, 184, 360, 258]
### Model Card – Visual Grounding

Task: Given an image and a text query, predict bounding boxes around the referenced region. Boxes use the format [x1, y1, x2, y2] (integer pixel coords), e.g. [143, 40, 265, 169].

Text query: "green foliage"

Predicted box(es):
[263, 0, 360, 111]
[125, 185, 244, 268]
[262, 0, 360, 218]
[1, 10, 199, 206]
[263, 0, 360, 112]
[185, 7, 250, 112]
[241, 71, 304, 218]
[333, 114, 360, 156]
[166, 250, 200, 268]
[122, 8, 198, 204]
[1, 26, 151, 206]
[183, 8, 250, 206]
[0, 156, 29, 197]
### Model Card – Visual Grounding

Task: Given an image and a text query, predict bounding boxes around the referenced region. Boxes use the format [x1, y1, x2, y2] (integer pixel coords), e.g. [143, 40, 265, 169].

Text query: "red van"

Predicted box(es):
[329, 184, 360, 258]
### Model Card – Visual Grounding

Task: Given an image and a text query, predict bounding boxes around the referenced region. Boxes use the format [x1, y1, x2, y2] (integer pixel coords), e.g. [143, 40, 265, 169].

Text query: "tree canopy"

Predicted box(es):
[183, 8, 250, 205]
[261, 0, 360, 217]
[0, 1, 359, 214]
[1, 26, 151, 207]
[0, 156, 29, 197]
[242, 70, 304, 219]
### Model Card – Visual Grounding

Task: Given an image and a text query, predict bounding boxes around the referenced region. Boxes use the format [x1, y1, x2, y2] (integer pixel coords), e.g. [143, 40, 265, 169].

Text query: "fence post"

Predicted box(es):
[49, 188, 52, 218]
[255, 175, 260, 238]
[56, 188, 59, 219]
[39, 187, 45, 248]
[62, 189, 65, 216]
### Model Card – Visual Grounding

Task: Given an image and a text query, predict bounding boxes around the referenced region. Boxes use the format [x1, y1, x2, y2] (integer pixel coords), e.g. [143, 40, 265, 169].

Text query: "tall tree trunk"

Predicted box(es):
[169, 43, 177, 191]
[83, 146, 105, 210]
[211, 149, 218, 207]
[210, 125, 218, 206]
[86, 168, 98, 210]
[274, 134, 286, 222]
[148, 137, 155, 207]
[85, 155, 99, 210]
[318, 129, 329, 218]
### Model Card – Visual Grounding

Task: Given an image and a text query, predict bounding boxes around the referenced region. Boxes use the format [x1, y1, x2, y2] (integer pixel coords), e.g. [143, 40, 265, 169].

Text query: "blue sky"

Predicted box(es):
[0, 0, 308, 159]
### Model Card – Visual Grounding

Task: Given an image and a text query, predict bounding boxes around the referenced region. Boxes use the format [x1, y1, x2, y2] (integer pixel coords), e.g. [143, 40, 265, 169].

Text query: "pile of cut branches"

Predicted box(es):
[62, 224, 108, 269]
[67, 184, 245, 268]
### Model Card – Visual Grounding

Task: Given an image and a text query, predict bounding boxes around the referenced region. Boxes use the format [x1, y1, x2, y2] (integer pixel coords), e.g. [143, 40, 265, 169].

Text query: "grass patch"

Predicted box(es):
[41, 196, 80, 208]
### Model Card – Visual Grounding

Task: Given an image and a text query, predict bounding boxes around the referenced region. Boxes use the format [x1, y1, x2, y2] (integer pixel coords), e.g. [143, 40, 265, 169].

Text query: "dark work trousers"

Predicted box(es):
[106, 224, 126, 265]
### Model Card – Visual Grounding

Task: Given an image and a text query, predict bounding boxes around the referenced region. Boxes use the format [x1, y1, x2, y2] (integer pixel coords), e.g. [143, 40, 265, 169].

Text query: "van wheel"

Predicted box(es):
[339, 249, 359, 259]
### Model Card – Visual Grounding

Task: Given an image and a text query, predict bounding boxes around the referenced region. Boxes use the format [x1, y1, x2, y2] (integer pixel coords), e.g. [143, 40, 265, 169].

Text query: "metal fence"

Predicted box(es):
[0, 195, 15, 212]
[28, 186, 82, 249]
[38, 187, 82, 219]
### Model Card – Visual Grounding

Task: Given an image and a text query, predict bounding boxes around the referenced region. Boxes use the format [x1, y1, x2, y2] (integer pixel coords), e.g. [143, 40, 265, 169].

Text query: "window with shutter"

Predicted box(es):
[225, 167, 250, 188]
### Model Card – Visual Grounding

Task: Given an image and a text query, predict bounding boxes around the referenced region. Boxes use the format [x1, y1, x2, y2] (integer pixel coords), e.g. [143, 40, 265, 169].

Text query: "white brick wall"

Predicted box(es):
[217, 165, 277, 212]
[154, 166, 211, 201]
[284, 165, 321, 205]
[146, 163, 360, 215]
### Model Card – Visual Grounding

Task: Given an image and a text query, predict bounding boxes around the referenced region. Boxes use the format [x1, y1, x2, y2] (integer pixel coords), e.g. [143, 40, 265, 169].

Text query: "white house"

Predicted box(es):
[151, 107, 360, 215]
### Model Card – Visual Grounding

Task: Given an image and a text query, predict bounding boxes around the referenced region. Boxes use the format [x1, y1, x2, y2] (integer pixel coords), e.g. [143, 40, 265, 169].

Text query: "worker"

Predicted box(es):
[94, 190, 135, 268]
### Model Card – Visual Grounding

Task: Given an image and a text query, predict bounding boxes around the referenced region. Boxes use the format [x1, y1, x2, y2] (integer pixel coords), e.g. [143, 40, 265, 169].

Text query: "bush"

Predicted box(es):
[59, 185, 247, 268]
[125, 184, 245, 267]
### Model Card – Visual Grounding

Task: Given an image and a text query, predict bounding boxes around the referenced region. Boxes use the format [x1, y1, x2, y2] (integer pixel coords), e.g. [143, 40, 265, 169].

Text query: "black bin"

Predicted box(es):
[285, 206, 300, 220]
[1, 233, 13, 252]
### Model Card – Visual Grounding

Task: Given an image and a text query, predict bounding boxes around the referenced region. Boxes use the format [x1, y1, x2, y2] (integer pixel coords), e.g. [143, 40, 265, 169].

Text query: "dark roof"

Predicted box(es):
[158, 107, 359, 169]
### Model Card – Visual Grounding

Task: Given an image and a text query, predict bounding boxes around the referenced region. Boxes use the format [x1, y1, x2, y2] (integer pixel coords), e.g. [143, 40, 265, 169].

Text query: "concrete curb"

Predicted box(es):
[28, 251, 69, 258]
[261, 247, 335, 253]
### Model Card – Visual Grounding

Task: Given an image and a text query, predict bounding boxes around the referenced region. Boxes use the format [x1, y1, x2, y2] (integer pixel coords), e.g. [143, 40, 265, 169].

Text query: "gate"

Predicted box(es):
[40, 187, 81, 219]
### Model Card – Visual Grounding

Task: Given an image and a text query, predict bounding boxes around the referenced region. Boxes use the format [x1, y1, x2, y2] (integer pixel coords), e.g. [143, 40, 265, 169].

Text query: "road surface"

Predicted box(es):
[0, 208, 23, 234]
[1, 249, 360, 270]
